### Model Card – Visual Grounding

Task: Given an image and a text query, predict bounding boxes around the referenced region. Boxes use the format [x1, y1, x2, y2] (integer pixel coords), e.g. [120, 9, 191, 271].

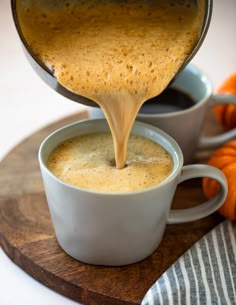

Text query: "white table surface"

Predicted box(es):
[0, 1, 235, 304]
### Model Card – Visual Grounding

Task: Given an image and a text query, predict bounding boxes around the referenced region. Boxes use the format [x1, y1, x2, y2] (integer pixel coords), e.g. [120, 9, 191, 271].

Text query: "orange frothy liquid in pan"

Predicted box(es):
[18, 0, 205, 169]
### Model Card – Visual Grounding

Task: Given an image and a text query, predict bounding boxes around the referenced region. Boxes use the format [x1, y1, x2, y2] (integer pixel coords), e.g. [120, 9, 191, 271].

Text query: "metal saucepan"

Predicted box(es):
[11, 0, 213, 107]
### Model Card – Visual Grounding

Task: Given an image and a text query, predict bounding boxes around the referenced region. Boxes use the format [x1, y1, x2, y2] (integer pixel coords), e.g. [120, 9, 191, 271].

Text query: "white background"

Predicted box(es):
[0, 0, 236, 304]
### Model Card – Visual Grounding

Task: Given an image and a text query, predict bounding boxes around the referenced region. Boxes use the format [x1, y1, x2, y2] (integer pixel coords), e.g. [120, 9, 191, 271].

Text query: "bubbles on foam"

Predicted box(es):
[40, 13, 48, 19]
[64, 2, 71, 8]
[167, 0, 194, 8]
[126, 64, 134, 73]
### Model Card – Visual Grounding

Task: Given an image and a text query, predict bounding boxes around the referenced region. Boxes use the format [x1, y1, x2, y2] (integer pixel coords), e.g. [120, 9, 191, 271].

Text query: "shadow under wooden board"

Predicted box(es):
[0, 110, 225, 305]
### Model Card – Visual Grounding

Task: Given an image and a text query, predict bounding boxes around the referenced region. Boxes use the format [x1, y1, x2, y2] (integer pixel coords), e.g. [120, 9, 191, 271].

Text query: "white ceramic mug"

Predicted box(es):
[38, 119, 227, 266]
[88, 64, 236, 164]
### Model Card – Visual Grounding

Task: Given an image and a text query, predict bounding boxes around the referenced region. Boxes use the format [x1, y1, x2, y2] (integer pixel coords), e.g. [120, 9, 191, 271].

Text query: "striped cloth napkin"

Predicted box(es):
[141, 220, 236, 305]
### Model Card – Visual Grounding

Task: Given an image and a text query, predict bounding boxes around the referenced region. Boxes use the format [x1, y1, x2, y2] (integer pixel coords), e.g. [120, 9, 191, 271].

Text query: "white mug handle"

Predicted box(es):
[167, 164, 227, 224]
[199, 94, 236, 149]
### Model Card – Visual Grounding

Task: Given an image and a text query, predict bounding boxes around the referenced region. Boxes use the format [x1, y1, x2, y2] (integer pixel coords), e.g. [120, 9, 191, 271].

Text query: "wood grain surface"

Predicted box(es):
[0, 110, 225, 305]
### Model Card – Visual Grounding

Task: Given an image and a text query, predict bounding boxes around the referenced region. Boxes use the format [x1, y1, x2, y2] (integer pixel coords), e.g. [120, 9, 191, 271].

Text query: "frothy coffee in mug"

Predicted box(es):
[47, 133, 173, 192]
[18, 0, 205, 168]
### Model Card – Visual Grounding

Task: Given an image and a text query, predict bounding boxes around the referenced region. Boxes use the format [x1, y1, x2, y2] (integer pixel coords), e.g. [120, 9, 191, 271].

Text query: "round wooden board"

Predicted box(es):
[0, 110, 224, 305]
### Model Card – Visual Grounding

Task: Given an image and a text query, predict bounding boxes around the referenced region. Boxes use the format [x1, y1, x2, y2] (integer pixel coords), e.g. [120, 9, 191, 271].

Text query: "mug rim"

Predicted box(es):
[137, 64, 213, 119]
[38, 119, 184, 196]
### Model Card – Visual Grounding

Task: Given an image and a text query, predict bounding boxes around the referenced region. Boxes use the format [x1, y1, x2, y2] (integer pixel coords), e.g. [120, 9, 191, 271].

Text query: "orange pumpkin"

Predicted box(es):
[214, 73, 236, 130]
[203, 140, 236, 220]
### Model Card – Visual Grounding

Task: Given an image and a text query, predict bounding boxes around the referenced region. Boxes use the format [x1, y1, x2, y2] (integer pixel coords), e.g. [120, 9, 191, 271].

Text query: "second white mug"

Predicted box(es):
[88, 64, 236, 164]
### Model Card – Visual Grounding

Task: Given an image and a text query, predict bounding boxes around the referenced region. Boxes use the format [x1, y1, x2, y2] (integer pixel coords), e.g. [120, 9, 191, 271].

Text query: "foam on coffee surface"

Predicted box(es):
[47, 133, 173, 193]
[18, 0, 205, 168]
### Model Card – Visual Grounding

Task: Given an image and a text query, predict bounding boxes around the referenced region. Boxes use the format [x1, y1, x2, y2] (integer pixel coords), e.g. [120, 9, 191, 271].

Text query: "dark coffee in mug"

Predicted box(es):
[139, 88, 196, 115]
